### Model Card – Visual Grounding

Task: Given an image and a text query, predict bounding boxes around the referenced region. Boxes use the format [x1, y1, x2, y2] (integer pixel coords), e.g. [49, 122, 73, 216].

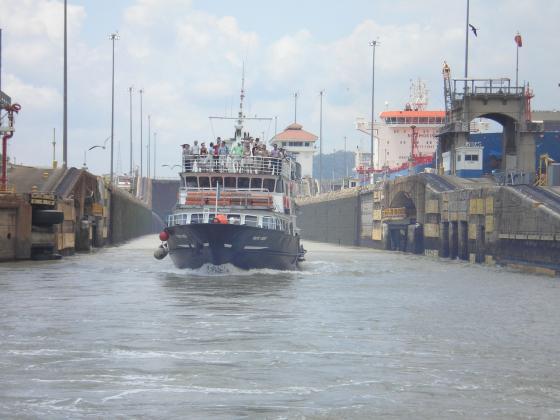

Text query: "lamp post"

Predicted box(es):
[128, 86, 133, 175]
[319, 90, 324, 192]
[82, 138, 109, 170]
[139, 88, 144, 179]
[147, 114, 151, 178]
[109, 32, 119, 185]
[369, 40, 379, 174]
[344, 136, 348, 179]
[63, 0, 67, 169]
[153, 132, 157, 179]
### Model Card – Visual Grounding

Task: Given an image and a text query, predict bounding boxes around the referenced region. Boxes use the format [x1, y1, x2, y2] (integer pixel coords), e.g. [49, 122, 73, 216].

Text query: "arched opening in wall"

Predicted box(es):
[470, 113, 517, 175]
[389, 191, 417, 222]
[385, 191, 417, 252]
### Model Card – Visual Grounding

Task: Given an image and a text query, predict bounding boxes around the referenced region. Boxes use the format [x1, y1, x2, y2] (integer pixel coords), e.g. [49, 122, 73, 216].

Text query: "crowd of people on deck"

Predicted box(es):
[181, 133, 289, 174]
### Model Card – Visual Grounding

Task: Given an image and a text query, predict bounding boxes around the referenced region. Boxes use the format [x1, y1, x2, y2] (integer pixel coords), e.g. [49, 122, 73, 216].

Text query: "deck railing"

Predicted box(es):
[181, 155, 296, 179]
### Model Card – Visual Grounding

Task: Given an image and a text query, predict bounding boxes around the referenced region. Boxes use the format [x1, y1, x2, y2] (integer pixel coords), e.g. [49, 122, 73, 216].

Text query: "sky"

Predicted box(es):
[0, 0, 559, 177]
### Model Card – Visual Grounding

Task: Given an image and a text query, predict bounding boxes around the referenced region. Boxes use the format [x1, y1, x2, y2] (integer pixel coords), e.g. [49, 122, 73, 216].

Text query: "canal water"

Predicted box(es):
[1, 237, 559, 418]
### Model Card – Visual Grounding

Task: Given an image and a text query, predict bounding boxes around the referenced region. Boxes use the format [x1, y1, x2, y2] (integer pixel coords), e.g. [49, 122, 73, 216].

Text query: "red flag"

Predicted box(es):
[515, 33, 522, 47]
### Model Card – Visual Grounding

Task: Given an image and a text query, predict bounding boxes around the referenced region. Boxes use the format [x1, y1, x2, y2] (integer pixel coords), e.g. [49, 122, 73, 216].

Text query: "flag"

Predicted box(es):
[515, 33, 522, 47]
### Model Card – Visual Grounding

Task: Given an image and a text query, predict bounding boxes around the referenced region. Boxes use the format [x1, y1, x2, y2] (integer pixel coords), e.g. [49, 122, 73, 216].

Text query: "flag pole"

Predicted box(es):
[464, 0, 469, 79]
[515, 45, 519, 87]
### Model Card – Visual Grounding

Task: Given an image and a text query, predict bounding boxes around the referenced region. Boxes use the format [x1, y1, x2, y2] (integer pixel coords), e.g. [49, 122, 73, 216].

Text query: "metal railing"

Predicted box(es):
[181, 154, 296, 178]
[452, 78, 524, 102]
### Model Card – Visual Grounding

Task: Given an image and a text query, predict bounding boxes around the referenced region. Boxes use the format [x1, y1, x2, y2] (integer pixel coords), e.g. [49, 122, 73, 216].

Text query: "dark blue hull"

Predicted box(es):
[166, 224, 301, 270]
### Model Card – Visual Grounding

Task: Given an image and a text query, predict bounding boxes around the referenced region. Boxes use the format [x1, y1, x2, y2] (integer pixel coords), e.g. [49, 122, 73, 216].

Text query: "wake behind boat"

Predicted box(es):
[154, 77, 305, 270]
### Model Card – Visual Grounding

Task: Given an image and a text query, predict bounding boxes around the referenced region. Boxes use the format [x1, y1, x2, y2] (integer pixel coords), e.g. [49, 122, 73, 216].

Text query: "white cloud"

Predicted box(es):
[1, 0, 559, 173]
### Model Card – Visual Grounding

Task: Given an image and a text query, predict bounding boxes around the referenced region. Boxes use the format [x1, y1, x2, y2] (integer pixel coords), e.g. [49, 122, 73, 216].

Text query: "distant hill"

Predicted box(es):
[312, 151, 355, 179]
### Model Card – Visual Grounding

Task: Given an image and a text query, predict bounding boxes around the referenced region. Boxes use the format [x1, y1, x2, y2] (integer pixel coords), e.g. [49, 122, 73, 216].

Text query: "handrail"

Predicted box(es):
[181, 154, 295, 178]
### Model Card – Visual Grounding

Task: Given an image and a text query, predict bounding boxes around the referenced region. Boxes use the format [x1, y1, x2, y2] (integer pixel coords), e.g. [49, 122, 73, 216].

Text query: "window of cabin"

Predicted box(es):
[244, 215, 258, 227]
[225, 177, 236, 188]
[238, 177, 250, 189]
[304, 142, 310, 147]
[191, 213, 203, 224]
[262, 216, 274, 229]
[275, 180, 284, 193]
[227, 214, 241, 224]
[185, 177, 197, 188]
[199, 177, 210, 188]
[211, 177, 222, 187]
[250, 178, 262, 189]
[263, 178, 275, 192]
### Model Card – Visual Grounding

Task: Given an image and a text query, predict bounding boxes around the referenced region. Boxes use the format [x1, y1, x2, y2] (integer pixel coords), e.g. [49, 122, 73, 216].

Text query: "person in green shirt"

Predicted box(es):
[231, 142, 243, 172]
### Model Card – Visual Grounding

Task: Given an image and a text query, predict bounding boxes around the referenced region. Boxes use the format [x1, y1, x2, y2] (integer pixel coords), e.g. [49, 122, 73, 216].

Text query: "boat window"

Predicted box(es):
[191, 213, 203, 224]
[250, 178, 262, 189]
[227, 214, 241, 224]
[185, 177, 197, 188]
[238, 177, 250, 189]
[225, 177, 236, 188]
[199, 177, 210, 188]
[262, 216, 274, 229]
[173, 213, 187, 225]
[263, 179, 275, 192]
[244, 215, 258, 227]
[211, 177, 222, 187]
[275, 181, 283, 193]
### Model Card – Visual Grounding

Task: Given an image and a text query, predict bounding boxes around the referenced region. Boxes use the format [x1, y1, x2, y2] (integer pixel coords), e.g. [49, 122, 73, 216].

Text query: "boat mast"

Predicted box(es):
[234, 64, 245, 143]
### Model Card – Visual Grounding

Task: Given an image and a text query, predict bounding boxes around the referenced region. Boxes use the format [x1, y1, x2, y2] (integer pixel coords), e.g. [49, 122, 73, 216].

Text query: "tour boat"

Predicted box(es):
[154, 77, 305, 270]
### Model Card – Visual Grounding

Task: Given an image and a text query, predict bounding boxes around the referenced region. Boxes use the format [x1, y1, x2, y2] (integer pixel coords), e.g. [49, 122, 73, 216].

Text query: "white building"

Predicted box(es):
[271, 123, 318, 178]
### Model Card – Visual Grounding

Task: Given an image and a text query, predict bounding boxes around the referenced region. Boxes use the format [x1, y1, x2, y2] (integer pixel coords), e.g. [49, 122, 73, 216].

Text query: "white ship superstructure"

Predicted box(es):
[355, 80, 445, 176]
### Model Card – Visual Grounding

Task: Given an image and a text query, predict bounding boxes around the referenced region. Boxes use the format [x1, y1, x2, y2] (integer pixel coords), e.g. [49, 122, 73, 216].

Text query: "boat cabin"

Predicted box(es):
[167, 211, 294, 234]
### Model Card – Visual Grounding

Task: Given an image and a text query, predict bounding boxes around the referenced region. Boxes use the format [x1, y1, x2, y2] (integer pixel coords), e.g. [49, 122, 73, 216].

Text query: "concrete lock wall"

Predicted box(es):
[110, 187, 162, 244]
[297, 196, 360, 246]
[298, 175, 560, 274]
[0, 194, 32, 261]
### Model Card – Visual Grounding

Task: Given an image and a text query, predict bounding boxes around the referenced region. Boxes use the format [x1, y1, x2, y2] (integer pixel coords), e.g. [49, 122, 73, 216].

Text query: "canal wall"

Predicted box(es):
[297, 174, 560, 275]
[110, 186, 164, 244]
[297, 192, 360, 246]
[151, 179, 181, 222]
[0, 167, 164, 262]
[0, 193, 32, 261]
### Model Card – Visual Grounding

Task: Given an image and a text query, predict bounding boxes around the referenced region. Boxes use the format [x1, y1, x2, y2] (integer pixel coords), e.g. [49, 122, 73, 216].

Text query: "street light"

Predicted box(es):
[369, 40, 380, 174]
[82, 137, 109, 170]
[139, 88, 144, 179]
[109, 31, 120, 185]
[128, 86, 133, 176]
[63, 0, 68, 168]
[319, 90, 324, 192]
[153, 131, 157, 179]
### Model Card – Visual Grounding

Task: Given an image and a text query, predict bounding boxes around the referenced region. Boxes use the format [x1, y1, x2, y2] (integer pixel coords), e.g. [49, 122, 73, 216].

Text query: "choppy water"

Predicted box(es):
[1, 237, 560, 418]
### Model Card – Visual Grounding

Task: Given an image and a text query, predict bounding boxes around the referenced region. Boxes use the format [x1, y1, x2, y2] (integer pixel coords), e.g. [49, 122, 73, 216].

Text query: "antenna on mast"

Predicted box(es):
[233, 62, 245, 142]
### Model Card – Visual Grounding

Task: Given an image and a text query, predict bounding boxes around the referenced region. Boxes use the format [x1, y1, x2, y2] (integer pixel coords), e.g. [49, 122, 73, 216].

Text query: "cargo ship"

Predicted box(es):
[355, 79, 445, 182]
[154, 77, 305, 270]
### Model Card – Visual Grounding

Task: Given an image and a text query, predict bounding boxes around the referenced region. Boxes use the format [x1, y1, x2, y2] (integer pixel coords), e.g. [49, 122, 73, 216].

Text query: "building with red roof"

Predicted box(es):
[271, 123, 318, 177]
